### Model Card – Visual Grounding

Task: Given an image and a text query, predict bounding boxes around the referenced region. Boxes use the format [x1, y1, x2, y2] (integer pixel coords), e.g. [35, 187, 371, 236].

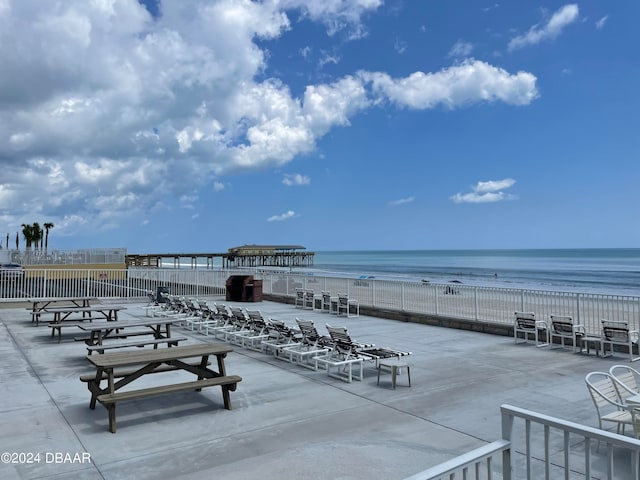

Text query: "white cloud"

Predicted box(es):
[282, 0, 383, 38]
[361, 59, 538, 109]
[267, 210, 297, 222]
[394, 39, 407, 54]
[283, 173, 311, 186]
[448, 40, 474, 58]
[0, 0, 538, 237]
[451, 178, 517, 204]
[595, 15, 608, 30]
[388, 196, 414, 206]
[508, 4, 579, 51]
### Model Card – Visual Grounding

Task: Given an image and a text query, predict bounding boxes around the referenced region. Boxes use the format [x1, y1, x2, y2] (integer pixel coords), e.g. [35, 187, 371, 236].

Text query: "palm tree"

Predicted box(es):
[32, 222, 42, 251]
[43, 222, 54, 250]
[21, 224, 33, 249]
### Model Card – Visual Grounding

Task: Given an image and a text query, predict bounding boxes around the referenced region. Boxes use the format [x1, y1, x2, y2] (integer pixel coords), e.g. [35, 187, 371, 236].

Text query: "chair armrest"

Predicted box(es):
[574, 325, 586, 335]
[535, 320, 548, 330]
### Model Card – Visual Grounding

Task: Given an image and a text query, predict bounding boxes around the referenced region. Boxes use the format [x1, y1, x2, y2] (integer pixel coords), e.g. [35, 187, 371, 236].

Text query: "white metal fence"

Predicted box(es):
[405, 404, 640, 480]
[1, 268, 638, 335]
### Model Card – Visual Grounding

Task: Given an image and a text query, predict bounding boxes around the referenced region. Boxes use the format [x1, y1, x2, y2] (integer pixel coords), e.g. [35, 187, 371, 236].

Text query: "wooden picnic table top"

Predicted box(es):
[77, 317, 177, 331]
[29, 296, 95, 303]
[86, 343, 233, 369]
[46, 306, 126, 314]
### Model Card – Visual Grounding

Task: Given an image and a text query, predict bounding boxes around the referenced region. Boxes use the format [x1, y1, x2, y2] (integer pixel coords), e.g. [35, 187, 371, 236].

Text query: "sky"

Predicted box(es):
[1, 0, 639, 254]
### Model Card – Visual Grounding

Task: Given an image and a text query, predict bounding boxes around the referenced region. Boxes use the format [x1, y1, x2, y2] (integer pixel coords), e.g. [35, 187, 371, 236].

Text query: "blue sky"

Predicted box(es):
[1, 1, 638, 253]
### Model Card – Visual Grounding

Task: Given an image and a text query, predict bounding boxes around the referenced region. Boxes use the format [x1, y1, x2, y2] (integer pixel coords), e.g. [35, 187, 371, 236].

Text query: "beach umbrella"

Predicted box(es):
[15, 232, 18, 250]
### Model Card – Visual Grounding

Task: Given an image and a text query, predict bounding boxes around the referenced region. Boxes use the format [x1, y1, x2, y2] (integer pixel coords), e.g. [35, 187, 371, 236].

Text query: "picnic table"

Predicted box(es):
[77, 317, 184, 354]
[48, 306, 125, 342]
[82, 343, 242, 433]
[28, 296, 95, 326]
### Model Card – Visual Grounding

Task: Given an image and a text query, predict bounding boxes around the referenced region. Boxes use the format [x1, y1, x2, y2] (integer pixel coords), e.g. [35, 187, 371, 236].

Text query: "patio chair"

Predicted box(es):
[303, 289, 315, 310]
[514, 312, 549, 347]
[549, 315, 585, 352]
[336, 293, 359, 318]
[320, 291, 332, 313]
[585, 372, 636, 445]
[294, 288, 305, 308]
[610, 365, 640, 398]
[601, 320, 640, 362]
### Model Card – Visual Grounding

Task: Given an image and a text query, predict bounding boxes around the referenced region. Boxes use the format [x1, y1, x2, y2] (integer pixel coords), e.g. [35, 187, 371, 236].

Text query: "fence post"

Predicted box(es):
[372, 280, 376, 308]
[576, 294, 581, 326]
[501, 408, 514, 480]
[86, 269, 90, 298]
[474, 287, 479, 321]
[401, 282, 405, 311]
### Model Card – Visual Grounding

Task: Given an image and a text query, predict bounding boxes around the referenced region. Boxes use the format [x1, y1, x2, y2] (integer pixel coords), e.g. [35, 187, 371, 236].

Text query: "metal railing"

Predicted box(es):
[264, 273, 640, 335]
[1, 268, 638, 336]
[405, 404, 640, 480]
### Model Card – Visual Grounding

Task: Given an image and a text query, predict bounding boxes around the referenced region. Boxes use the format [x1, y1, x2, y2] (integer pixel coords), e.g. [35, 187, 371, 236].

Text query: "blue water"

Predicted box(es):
[308, 249, 640, 295]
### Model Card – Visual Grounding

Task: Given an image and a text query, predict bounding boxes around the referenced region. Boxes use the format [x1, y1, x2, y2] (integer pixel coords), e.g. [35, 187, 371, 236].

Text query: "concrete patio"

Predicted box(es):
[0, 297, 632, 479]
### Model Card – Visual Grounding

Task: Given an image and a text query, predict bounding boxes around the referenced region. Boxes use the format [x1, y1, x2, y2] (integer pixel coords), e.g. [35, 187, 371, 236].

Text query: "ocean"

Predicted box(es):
[307, 249, 640, 296]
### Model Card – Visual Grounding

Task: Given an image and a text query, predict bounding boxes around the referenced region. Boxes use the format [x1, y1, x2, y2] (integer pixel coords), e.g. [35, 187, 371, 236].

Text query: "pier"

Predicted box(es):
[125, 244, 314, 269]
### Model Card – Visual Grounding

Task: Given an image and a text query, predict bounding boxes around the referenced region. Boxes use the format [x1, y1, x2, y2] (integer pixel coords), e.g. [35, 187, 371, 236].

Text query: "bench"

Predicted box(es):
[49, 322, 94, 343]
[79, 361, 212, 382]
[75, 330, 155, 343]
[86, 337, 188, 355]
[96, 375, 242, 433]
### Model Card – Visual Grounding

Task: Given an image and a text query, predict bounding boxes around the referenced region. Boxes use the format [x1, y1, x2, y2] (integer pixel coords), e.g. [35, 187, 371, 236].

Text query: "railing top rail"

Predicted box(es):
[403, 439, 510, 480]
[500, 404, 640, 447]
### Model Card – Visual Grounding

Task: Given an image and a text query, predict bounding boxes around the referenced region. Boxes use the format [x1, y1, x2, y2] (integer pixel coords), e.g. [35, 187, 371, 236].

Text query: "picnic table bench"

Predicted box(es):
[83, 343, 242, 433]
[47, 306, 125, 342]
[28, 296, 95, 326]
[77, 317, 179, 352]
[85, 336, 188, 354]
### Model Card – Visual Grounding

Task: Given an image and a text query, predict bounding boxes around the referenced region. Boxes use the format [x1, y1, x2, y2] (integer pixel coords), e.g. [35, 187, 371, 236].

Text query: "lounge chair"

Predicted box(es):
[203, 304, 235, 339]
[261, 319, 301, 356]
[277, 319, 332, 368]
[324, 324, 410, 367]
[223, 307, 252, 344]
[234, 310, 270, 351]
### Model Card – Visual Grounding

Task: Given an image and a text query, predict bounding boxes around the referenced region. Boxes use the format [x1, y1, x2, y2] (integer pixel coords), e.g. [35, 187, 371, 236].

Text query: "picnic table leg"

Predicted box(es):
[216, 353, 227, 376]
[107, 404, 117, 433]
[89, 368, 104, 409]
[221, 385, 233, 410]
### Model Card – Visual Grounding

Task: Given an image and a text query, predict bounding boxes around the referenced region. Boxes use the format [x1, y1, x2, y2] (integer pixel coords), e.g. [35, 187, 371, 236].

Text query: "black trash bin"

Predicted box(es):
[226, 275, 262, 302]
[156, 286, 170, 303]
